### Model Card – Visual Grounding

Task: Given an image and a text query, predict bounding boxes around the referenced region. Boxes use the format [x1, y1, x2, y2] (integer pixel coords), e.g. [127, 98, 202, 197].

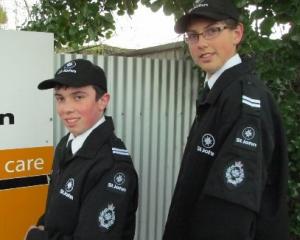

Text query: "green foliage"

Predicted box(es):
[22, 0, 139, 49]
[0, 5, 7, 25]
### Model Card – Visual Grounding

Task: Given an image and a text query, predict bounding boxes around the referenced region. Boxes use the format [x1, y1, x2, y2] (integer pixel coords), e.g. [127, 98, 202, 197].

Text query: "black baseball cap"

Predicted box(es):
[175, 0, 240, 33]
[38, 59, 107, 92]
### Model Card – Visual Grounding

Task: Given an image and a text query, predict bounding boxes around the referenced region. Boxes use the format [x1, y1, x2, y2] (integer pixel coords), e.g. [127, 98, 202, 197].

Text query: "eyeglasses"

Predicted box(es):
[184, 25, 228, 44]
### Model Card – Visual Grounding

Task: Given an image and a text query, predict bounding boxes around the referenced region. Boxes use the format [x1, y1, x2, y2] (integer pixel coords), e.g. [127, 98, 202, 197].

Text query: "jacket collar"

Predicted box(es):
[198, 57, 255, 106]
[75, 116, 114, 159]
[60, 116, 115, 165]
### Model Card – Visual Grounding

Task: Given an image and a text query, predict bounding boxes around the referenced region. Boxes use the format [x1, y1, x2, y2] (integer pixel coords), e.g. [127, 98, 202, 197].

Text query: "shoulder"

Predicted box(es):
[241, 74, 279, 115]
[104, 135, 138, 194]
[55, 134, 69, 153]
[110, 135, 134, 165]
[222, 70, 274, 110]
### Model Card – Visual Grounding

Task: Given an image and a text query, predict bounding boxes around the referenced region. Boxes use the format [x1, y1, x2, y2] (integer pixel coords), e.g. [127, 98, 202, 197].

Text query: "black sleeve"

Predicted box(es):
[254, 97, 289, 240]
[73, 162, 138, 240]
[26, 229, 46, 240]
[195, 99, 260, 239]
[26, 162, 138, 240]
[201, 84, 288, 239]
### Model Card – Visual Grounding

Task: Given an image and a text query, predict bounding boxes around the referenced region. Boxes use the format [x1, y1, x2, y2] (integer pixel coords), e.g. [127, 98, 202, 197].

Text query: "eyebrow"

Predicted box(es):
[187, 22, 219, 33]
[54, 90, 88, 97]
[70, 90, 88, 95]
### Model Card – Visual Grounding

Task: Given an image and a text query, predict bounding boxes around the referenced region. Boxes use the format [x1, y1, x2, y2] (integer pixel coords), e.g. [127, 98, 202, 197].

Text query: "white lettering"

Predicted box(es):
[243, 140, 257, 147]
[4, 161, 14, 173]
[197, 146, 215, 157]
[62, 69, 76, 73]
[236, 138, 257, 148]
[60, 189, 74, 200]
[34, 158, 44, 170]
[107, 182, 127, 192]
[4, 158, 45, 173]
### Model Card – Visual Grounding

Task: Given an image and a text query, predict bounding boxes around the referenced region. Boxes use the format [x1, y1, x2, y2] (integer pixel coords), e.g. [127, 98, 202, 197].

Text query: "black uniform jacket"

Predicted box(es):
[163, 59, 289, 240]
[27, 117, 138, 240]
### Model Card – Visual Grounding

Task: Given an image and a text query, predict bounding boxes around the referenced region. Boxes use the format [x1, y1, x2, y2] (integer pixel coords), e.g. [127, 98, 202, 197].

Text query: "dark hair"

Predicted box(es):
[92, 85, 106, 101]
[92, 85, 107, 113]
[222, 18, 239, 29]
[222, 18, 243, 48]
[54, 84, 106, 101]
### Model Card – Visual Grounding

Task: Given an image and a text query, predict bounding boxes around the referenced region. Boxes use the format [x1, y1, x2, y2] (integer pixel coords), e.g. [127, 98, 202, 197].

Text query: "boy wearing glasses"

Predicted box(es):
[25, 59, 138, 240]
[163, 0, 289, 239]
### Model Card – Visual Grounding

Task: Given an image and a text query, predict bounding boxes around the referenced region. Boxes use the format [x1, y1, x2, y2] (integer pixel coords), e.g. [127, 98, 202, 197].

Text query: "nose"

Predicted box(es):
[195, 36, 208, 48]
[57, 100, 75, 115]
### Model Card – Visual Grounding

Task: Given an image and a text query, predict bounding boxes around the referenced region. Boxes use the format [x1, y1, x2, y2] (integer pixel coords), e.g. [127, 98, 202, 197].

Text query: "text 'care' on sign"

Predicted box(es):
[0, 146, 53, 181]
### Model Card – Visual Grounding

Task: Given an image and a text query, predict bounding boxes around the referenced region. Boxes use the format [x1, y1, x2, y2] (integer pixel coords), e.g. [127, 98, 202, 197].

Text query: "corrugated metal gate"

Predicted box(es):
[53, 54, 200, 240]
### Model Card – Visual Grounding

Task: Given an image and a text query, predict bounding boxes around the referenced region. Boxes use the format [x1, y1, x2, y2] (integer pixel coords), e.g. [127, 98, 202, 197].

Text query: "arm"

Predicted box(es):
[197, 104, 260, 239]
[73, 163, 138, 240]
[25, 163, 138, 240]
[201, 83, 288, 239]
[74, 164, 137, 240]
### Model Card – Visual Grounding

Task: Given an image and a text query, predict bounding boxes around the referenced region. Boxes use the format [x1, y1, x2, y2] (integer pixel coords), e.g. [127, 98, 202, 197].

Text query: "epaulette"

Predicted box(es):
[110, 136, 131, 162]
[241, 75, 261, 116]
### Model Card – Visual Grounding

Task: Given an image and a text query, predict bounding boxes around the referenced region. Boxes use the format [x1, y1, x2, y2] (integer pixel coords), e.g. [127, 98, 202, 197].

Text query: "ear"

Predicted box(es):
[233, 23, 244, 46]
[98, 93, 110, 112]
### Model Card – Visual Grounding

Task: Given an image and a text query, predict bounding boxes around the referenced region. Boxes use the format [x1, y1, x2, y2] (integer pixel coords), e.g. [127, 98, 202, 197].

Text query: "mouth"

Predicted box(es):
[64, 118, 79, 127]
[199, 52, 214, 61]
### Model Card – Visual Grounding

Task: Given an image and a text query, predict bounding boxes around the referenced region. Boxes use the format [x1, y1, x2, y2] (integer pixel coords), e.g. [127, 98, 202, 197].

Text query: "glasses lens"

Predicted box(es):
[204, 27, 221, 39]
[185, 33, 198, 44]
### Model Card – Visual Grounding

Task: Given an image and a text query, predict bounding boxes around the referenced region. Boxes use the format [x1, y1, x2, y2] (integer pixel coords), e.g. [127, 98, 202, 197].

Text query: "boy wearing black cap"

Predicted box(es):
[163, 0, 289, 239]
[25, 59, 138, 240]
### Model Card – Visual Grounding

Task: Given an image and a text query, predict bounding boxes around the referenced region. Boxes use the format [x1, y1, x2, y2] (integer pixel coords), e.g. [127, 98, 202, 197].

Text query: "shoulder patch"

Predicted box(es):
[106, 171, 128, 194]
[234, 124, 259, 151]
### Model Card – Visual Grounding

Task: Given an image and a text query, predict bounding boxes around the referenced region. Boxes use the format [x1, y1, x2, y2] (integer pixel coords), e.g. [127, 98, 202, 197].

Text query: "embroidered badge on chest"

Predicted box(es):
[99, 204, 116, 230]
[225, 161, 245, 187]
[196, 133, 216, 157]
[59, 178, 75, 200]
[235, 124, 259, 150]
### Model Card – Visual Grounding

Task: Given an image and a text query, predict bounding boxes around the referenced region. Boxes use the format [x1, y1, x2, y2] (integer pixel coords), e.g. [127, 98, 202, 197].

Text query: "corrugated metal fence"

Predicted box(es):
[53, 54, 201, 240]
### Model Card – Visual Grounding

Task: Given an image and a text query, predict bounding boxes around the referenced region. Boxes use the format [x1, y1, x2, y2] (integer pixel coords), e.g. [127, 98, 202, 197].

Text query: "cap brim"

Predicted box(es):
[174, 12, 229, 33]
[37, 76, 86, 90]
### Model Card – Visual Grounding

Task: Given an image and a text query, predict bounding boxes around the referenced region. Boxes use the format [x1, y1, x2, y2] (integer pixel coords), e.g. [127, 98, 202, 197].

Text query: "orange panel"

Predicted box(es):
[0, 146, 54, 239]
[0, 185, 48, 239]
[0, 146, 54, 180]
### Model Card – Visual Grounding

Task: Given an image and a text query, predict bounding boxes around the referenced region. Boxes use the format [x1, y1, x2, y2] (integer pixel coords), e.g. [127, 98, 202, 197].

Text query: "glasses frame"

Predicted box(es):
[184, 25, 228, 44]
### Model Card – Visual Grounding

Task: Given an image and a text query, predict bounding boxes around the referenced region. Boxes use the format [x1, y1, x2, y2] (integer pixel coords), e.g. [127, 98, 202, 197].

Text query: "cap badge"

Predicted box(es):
[65, 61, 76, 69]
[57, 60, 77, 74]
[193, 0, 208, 8]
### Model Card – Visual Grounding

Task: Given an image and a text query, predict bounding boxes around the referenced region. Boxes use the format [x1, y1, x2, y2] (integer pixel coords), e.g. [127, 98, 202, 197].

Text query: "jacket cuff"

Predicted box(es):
[26, 228, 47, 240]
